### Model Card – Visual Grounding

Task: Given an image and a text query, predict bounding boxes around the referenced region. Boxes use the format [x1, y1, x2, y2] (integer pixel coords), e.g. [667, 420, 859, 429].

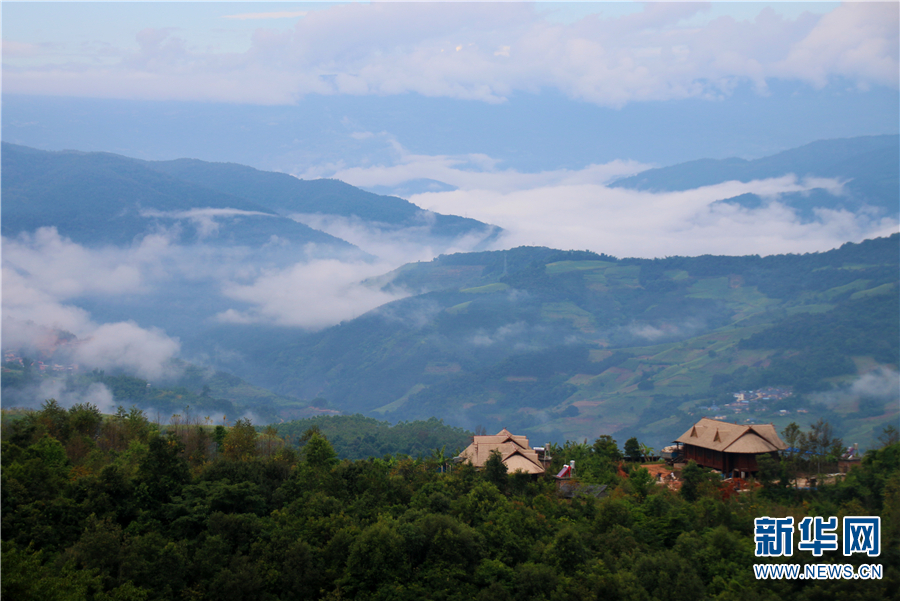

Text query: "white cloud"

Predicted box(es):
[1, 268, 94, 337]
[623, 318, 707, 342]
[6, 380, 117, 414]
[301, 135, 650, 193]
[397, 172, 896, 258]
[470, 321, 530, 346]
[297, 134, 895, 259]
[811, 367, 900, 410]
[2, 228, 183, 379]
[140, 208, 276, 238]
[215, 259, 409, 329]
[376, 297, 443, 330]
[73, 321, 180, 381]
[288, 212, 492, 266]
[4, 3, 894, 106]
[849, 367, 900, 399]
[0, 226, 414, 365]
[775, 3, 900, 89]
[3, 227, 148, 298]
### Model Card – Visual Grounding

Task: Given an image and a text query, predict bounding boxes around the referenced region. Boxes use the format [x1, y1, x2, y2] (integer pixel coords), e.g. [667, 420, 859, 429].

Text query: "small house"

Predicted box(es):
[674, 417, 786, 477]
[455, 428, 545, 475]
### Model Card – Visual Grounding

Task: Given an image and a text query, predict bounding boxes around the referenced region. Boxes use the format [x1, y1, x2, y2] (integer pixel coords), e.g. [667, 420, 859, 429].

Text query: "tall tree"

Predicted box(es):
[484, 449, 508, 492]
[808, 419, 841, 475]
[137, 434, 190, 504]
[303, 432, 337, 469]
[879, 425, 900, 448]
[624, 437, 642, 462]
[222, 418, 258, 461]
[592, 435, 622, 462]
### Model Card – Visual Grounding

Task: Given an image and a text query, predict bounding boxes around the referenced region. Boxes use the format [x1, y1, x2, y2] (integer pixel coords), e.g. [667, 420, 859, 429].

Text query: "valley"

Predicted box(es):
[3, 138, 898, 454]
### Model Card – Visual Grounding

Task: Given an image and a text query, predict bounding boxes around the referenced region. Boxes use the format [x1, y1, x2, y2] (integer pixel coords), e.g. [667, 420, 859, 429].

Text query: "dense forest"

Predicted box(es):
[3, 401, 898, 600]
[274, 415, 472, 461]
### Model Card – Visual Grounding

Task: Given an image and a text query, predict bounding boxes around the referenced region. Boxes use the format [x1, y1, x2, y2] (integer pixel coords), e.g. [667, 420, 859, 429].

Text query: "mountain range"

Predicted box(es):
[232, 237, 899, 451]
[612, 134, 899, 219]
[2, 136, 898, 451]
[1, 142, 500, 255]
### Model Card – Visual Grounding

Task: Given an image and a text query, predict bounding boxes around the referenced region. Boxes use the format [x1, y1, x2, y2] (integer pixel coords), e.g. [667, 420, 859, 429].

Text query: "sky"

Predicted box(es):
[4, 2, 897, 169]
[2, 1, 899, 385]
[5, 2, 892, 105]
[5, 1, 896, 254]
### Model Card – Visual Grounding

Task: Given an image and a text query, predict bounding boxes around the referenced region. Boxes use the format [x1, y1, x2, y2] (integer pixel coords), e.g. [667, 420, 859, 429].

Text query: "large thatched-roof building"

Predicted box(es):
[456, 428, 546, 475]
[674, 418, 786, 477]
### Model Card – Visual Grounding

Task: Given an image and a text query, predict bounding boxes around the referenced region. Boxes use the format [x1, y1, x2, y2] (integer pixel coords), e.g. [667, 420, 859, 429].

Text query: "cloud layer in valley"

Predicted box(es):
[215, 259, 408, 328]
[413, 176, 897, 258]
[310, 141, 898, 258]
[1, 227, 414, 377]
[2, 228, 182, 380]
[811, 367, 900, 413]
[2, 2, 897, 390]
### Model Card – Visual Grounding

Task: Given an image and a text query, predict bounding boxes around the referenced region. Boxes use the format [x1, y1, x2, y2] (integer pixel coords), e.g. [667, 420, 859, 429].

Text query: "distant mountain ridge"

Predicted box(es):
[147, 159, 488, 241]
[1, 143, 354, 251]
[612, 134, 899, 218]
[1, 143, 499, 253]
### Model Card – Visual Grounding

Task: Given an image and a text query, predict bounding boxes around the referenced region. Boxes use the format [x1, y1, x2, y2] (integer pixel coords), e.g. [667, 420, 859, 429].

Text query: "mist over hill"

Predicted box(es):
[2, 138, 897, 453]
[223, 236, 899, 452]
[611, 135, 899, 220]
[1, 143, 499, 256]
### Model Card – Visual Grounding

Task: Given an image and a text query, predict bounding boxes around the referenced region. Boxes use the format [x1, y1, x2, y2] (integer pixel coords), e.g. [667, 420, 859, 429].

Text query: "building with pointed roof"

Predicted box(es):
[456, 428, 546, 475]
[674, 418, 786, 477]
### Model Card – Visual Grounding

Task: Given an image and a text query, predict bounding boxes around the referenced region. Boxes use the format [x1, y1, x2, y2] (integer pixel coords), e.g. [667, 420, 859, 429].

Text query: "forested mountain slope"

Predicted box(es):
[5, 398, 898, 600]
[241, 235, 899, 451]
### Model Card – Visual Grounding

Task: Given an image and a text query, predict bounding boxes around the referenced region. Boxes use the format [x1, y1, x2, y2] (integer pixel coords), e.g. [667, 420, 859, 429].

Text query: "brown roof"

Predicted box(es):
[675, 418, 786, 454]
[457, 429, 545, 475]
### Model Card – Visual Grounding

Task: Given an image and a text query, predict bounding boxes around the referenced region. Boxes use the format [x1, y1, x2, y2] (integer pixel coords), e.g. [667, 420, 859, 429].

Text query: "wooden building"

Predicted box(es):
[455, 428, 546, 475]
[674, 418, 786, 477]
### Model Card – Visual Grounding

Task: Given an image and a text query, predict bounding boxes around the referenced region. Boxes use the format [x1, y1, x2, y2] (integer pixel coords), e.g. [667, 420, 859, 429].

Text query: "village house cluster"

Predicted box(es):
[733, 386, 793, 402]
[453, 419, 800, 503]
[698, 386, 800, 421]
[2, 351, 79, 374]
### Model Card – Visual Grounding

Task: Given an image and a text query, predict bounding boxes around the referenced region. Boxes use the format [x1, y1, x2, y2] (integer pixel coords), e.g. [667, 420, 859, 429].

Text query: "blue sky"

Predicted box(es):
[4, 2, 896, 164]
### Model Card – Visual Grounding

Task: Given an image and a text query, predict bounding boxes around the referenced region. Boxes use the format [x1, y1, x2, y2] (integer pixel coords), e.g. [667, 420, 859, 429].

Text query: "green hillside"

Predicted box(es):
[5, 395, 898, 600]
[243, 235, 899, 452]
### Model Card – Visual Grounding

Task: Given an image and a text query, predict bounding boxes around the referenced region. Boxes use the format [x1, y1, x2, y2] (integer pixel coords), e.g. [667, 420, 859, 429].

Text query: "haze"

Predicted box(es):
[2, 1, 898, 407]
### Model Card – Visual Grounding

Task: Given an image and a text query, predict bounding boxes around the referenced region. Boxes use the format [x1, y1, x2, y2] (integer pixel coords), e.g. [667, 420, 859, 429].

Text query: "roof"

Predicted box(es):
[457, 429, 545, 475]
[675, 418, 786, 454]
